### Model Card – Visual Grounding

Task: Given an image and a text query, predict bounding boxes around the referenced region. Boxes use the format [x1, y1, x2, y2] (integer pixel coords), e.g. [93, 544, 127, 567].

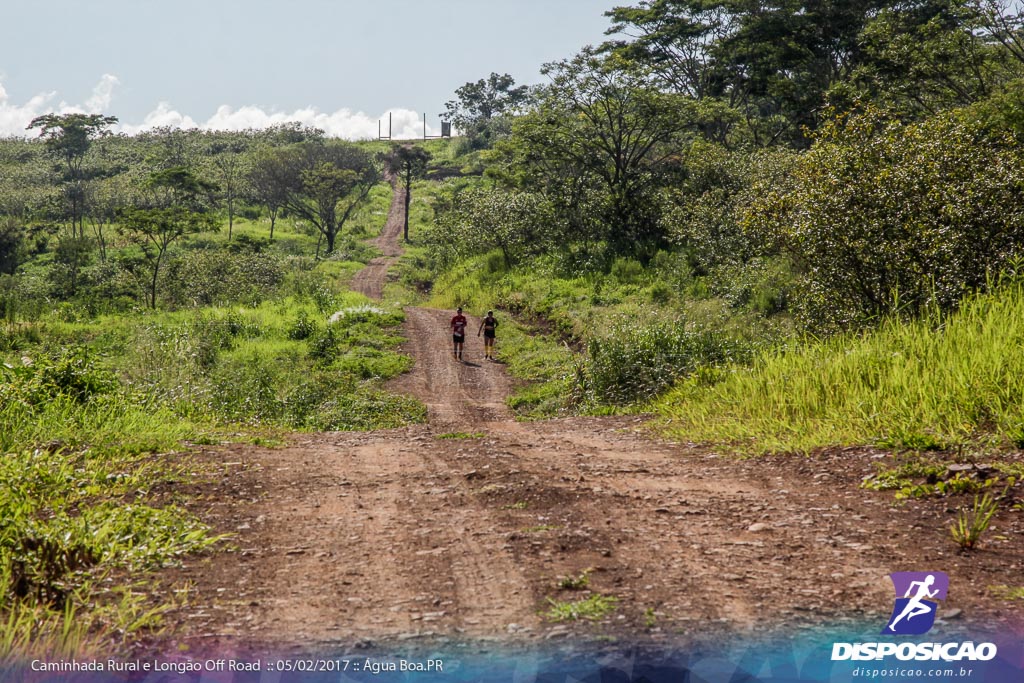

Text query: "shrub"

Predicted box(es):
[583, 319, 746, 405]
[287, 310, 318, 340]
[749, 107, 1024, 332]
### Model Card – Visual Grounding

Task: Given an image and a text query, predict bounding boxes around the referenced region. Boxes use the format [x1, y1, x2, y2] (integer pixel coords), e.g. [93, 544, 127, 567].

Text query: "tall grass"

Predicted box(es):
[655, 283, 1024, 453]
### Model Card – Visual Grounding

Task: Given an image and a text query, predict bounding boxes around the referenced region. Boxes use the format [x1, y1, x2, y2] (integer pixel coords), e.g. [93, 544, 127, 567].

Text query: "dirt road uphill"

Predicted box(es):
[166, 175, 1024, 656]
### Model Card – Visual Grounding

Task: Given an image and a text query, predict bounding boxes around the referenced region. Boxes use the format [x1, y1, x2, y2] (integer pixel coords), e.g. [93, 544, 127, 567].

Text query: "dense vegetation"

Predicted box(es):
[0, 126, 423, 654]
[3, 0, 1024, 657]
[419, 0, 1024, 427]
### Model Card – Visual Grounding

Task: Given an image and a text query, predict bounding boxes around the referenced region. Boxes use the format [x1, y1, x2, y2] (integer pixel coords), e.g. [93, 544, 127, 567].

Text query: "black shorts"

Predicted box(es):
[453, 334, 465, 343]
[483, 330, 496, 339]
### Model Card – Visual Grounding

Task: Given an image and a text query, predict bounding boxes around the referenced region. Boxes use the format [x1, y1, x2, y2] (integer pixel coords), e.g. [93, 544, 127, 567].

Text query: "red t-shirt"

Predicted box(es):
[451, 314, 467, 336]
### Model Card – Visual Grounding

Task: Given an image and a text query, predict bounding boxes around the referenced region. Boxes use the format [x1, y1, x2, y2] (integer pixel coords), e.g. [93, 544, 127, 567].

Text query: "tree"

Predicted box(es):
[430, 187, 554, 270]
[272, 142, 378, 256]
[848, 0, 1024, 116]
[26, 113, 118, 237]
[206, 134, 252, 240]
[493, 51, 692, 261]
[444, 73, 530, 149]
[381, 144, 431, 242]
[247, 149, 290, 241]
[0, 217, 25, 275]
[119, 167, 218, 308]
[747, 106, 1024, 331]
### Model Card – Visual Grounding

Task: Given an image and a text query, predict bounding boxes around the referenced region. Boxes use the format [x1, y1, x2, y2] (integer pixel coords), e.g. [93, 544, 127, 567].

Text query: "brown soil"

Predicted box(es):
[160, 178, 1024, 657]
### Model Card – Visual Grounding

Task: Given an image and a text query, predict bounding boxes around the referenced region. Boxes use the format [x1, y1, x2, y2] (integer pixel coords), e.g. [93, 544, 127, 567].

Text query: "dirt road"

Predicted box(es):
[165, 178, 1024, 655]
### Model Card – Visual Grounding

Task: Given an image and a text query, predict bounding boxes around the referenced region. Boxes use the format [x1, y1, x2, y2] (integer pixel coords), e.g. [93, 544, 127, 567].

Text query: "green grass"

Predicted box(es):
[436, 431, 485, 439]
[557, 570, 592, 590]
[989, 585, 1024, 600]
[543, 594, 618, 622]
[654, 283, 1024, 454]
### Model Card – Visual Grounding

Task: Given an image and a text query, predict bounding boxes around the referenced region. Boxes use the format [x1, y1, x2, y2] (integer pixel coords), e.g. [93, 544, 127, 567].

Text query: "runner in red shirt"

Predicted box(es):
[450, 307, 468, 360]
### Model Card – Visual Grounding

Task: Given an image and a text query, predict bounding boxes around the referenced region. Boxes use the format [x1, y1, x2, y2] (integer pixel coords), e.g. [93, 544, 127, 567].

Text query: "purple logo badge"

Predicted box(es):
[883, 572, 949, 635]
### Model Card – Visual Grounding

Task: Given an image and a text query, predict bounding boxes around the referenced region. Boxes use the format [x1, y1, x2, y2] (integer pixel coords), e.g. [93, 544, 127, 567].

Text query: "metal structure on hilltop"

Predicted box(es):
[377, 113, 451, 141]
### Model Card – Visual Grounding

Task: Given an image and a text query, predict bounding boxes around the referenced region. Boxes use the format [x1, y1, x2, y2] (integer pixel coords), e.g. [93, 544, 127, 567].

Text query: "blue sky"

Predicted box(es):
[0, 0, 614, 138]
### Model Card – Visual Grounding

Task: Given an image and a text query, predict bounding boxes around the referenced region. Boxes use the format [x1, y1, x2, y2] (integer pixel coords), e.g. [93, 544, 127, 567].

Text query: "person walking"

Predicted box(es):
[478, 310, 498, 360]
[450, 307, 468, 360]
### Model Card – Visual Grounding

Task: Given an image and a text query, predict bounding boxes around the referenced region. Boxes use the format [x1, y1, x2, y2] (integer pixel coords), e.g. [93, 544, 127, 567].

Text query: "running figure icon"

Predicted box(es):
[887, 575, 939, 631]
[883, 571, 948, 635]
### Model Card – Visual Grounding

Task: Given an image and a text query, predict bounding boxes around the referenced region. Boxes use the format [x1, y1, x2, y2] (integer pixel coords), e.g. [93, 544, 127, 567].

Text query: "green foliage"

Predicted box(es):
[0, 349, 115, 406]
[543, 594, 618, 622]
[655, 283, 1024, 454]
[749, 106, 1024, 332]
[666, 143, 797, 274]
[427, 186, 555, 270]
[287, 309, 318, 340]
[0, 442, 217, 651]
[989, 585, 1024, 600]
[444, 72, 529, 150]
[950, 491, 1000, 550]
[583, 319, 747, 406]
[557, 570, 591, 591]
[491, 50, 692, 261]
[161, 249, 286, 308]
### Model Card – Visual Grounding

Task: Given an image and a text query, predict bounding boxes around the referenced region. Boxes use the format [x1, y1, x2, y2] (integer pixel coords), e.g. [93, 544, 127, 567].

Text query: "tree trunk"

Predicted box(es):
[403, 167, 412, 242]
[150, 256, 162, 309]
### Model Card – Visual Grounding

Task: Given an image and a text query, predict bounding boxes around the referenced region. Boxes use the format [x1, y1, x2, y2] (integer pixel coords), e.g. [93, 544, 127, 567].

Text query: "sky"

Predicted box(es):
[0, 0, 615, 139]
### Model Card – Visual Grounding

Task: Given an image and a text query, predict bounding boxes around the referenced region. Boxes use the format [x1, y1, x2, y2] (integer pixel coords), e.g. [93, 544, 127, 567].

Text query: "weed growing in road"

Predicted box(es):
[644, 607, 657, 628]
[557, 570, 591, 590]
[436, 431, 485, 439]
[950, 491, 1000, 550]
[989, 585, 1024, 599]
[544, 594, 618, 622]
[502, 501, 528, 510]
[521, 524, 560, 533]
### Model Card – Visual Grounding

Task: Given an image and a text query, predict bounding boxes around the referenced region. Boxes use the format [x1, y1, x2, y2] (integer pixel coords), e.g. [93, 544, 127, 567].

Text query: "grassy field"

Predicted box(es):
[652, 282, 1024, 455]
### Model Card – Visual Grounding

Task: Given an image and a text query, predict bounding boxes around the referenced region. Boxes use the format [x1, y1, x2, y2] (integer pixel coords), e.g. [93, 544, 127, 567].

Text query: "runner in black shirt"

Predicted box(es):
[478, 310, 498, 361]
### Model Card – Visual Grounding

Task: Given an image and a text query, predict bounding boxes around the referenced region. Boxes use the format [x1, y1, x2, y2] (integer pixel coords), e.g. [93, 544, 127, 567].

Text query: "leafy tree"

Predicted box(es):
[665, 140, 796, 273]
[493, 51, 692, 262]
[26, 113, 118, 237]
[381, 144, 431, 242]
[0, 217, 25, 275]
[604, 0, 884, 145]
[430, 187, 554, 269]
[444, 73, 530, 149]
[205, 134, 252, 239]
[847, 0, 1021, 116]
[247, 149, 290, 240]
[119, 168, 218, 308]
[747, 106, 1024, 331]
[272, 142, 378, 256]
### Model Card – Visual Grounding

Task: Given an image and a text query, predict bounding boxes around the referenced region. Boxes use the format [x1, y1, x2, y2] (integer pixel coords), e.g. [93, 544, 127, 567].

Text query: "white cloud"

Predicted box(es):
[1, 75, 439, 140]
[84, 74, 120, 114]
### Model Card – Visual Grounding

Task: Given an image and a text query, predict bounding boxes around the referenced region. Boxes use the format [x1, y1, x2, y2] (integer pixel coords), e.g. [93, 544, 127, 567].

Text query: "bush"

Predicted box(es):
[749, 107, 1024, 332]
[583, 319, 746, 405]
[0, 349, 116, 407]
[161, 250, 286, 308]
[287, 310, 318, 340]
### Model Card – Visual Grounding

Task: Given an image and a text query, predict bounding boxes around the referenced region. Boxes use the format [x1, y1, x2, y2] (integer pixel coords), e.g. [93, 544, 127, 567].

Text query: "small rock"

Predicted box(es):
[943, 608, 963, 620]
[748, 523, 769, 533]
